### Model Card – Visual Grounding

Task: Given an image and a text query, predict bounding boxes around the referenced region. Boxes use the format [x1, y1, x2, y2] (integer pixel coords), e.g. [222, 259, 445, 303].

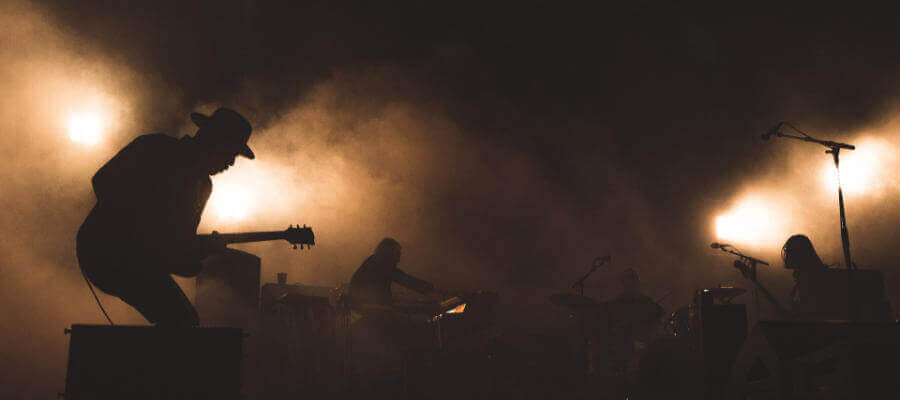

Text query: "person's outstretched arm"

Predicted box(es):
[392, 268, 435, 295]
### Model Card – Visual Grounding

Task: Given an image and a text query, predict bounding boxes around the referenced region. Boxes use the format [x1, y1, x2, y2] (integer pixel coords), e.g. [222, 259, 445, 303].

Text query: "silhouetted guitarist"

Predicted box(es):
[76, 108, 255, 327]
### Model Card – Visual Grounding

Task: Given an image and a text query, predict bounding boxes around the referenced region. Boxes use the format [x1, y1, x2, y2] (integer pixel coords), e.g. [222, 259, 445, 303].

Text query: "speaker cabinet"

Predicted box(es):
[697, 290, 748, 399]
[196, 248, 261, 328]
[63, 324, 244, 400]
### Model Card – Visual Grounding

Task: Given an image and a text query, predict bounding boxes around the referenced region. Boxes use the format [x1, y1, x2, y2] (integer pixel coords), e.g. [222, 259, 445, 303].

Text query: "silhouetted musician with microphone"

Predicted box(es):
[724, 234, 893, 321]
[780, 234, 891, 320]
[76, 108, 254, 327]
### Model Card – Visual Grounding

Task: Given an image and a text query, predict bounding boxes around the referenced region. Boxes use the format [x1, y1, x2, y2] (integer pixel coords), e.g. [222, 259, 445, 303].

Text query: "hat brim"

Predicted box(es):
[190, 112, 210, 127]
[239, 144, 255, 159]
[192, 111, 255, 159]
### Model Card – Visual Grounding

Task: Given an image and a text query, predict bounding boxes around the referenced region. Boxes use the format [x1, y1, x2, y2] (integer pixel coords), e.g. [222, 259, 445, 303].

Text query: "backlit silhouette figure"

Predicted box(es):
[76, 108, 255, 326]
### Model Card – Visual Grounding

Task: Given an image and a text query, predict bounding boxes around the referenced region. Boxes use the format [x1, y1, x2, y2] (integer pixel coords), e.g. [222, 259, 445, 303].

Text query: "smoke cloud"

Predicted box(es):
[5, 2, 900, 398]
[0, 2, 166, 396]
[0, 4, 652, 396]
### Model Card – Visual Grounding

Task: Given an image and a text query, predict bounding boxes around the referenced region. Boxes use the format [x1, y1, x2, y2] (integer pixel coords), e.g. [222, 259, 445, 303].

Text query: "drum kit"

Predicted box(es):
[549, 285, 748, 397]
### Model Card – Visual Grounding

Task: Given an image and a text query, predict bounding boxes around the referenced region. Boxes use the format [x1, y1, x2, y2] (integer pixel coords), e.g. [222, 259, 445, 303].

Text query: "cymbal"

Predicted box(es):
[549, 293, 598, 308]
[700, 287, 747, 299]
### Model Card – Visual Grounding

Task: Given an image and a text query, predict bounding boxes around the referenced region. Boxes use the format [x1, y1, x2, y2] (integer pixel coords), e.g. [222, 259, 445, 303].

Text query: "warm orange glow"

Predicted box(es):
[715, 196, 789, 248]
[821, 138, 893, 196]
[208, 182, 253, 222]
[444, 303, 466, 314]
[67, 110, 105, 145]
[202, 159, 311, 228]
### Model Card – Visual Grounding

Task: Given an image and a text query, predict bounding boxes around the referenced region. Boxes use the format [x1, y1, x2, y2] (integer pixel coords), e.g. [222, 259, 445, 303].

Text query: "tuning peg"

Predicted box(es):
[292, 244, 297, 250]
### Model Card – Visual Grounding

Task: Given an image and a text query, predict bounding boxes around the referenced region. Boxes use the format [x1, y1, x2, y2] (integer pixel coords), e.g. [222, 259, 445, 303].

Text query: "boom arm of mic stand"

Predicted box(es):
[716, 246, 769, 266]
[775, 132, 855, 150]
[571, 259, 607, 294]
[572, 266, 597, 289]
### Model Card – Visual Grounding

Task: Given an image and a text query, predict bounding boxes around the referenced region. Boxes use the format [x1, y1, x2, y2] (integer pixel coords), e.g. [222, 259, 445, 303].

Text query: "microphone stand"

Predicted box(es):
[714, 245, 769, 266]
[769, 124, 858, 320]
[572, 257, 609, 296]
[570, 256, 609, 382]
[714, 246, 767, 325]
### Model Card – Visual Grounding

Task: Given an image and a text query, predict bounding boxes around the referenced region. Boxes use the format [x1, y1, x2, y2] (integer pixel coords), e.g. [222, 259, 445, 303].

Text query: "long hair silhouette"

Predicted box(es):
[781, 234, 827, 272]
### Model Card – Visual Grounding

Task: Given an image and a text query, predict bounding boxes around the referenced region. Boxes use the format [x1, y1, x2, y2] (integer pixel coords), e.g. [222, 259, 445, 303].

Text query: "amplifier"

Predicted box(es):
[196, 249, 261, 328]
[63, 324, 244, 400]
[197, 249, 261, 308]
[697, 289, 748, 400]
[729, 321, 900, 399]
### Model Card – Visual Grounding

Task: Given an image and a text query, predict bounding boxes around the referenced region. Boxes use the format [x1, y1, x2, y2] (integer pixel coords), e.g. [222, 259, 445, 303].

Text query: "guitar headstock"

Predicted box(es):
[284, 224, 315, 250]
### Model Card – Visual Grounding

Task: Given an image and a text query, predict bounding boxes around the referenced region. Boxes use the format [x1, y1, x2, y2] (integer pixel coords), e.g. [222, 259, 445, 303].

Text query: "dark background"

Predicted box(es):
[4, 1, 900, 397]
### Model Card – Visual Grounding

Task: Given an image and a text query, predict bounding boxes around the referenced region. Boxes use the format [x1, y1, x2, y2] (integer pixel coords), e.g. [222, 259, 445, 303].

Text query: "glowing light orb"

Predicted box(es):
[715, 197, 785, 247]
[67, 111, 105, 145]
[209, 184, 253, 222]
[821, 138, 890, 196]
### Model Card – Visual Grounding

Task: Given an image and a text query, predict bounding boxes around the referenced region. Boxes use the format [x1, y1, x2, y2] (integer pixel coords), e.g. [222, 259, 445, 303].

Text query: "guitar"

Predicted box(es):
[732, 259, 790, 317]
[199, 224, 315, 249]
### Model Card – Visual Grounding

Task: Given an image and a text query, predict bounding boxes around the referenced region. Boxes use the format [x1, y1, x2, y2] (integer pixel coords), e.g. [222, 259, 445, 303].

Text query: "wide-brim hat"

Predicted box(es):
[190, 107, 255, 159]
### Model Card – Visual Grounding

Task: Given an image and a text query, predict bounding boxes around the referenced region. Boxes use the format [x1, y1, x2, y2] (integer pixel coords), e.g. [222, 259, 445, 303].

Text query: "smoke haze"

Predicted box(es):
[4, 1, 900, 398]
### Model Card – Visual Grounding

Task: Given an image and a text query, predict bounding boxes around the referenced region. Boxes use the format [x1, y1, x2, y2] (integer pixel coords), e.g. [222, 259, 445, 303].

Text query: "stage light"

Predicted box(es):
[67, 110, 105, 145]
[715, 197, 786, 248]
[208, 183, 253, 222]
[821, 138, 891, 195]
[201, 159, 312, 229]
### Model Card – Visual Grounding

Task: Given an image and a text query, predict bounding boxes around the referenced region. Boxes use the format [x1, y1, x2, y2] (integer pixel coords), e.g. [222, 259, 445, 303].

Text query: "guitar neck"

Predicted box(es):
[199, 231, 285, 244]
[749, 280, 791, 317]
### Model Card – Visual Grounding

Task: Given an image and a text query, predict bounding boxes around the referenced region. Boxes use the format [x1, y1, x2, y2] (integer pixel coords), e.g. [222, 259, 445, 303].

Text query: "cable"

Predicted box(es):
[783, 122, 812, 138]
[81, 268, 114, 325]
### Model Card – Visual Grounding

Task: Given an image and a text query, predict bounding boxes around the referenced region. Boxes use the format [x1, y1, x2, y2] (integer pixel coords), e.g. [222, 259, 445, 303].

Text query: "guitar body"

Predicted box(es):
[76, 201, 314, 325]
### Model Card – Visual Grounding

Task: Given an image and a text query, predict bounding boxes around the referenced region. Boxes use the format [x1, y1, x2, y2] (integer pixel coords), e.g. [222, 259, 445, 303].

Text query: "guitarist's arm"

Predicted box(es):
[393, 268, 435, 296]
[184, 226, 313, 275]
[157, 183, 226, 277]
[152, 232, 226, 277]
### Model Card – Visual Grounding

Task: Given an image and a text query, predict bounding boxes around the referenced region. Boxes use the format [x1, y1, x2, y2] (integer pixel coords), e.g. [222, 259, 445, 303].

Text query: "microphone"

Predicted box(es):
[710, 242, 730, 249]
[593, 255, 611, 265]
[761, 122, 784, 140]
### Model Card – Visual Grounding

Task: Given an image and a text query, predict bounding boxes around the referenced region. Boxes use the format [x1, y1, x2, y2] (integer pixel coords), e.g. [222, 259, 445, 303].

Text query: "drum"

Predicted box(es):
[665, 303, 698, 338]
